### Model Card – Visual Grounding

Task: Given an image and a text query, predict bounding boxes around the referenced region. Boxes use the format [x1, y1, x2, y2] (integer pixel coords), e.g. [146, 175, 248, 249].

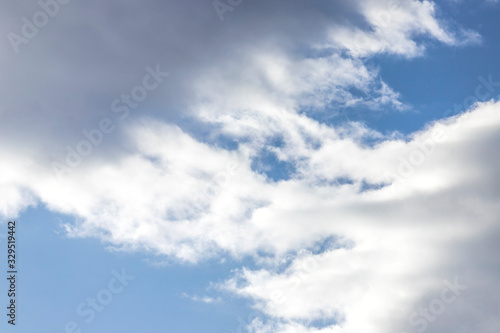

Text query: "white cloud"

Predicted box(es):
[182, 293, 222, 304]
[2, 102, 500, 331]
[328, 0, 480, 58]
[217, 103, 500, 332]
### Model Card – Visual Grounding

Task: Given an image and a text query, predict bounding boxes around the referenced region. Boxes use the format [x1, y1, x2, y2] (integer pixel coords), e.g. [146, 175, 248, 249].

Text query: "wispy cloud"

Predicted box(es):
[182, 293, 222, 304]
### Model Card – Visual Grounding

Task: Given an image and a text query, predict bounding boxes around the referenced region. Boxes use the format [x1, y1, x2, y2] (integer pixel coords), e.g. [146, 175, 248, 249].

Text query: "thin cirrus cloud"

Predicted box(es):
[1, 1, 499, 332]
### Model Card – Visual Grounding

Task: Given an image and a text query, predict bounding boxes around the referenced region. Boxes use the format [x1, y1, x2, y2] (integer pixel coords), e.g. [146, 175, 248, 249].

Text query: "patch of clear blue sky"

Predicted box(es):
[2, 205, 255, 333]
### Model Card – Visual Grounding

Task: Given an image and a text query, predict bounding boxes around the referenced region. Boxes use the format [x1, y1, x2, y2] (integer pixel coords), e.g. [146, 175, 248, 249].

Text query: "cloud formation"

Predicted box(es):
[1, 1, 498, 332]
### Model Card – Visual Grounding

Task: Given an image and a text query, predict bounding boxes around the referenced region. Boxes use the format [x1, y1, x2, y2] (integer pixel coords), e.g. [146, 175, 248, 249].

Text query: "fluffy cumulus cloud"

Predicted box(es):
[220, 102, 500, 333]
[1, 0, 499, 332]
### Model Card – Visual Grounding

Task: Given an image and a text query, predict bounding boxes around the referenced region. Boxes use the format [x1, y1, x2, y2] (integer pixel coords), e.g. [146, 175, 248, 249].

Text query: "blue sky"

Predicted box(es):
[341, 0, 500, 134]
[2, 1, 500, 333]
[7, 206, 256, 333]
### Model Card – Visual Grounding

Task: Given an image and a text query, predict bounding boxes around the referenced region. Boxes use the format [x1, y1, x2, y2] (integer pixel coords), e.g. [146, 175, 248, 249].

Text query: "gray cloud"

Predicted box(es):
[0, 1, 353, 149]
[0, 0, 470, 160]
